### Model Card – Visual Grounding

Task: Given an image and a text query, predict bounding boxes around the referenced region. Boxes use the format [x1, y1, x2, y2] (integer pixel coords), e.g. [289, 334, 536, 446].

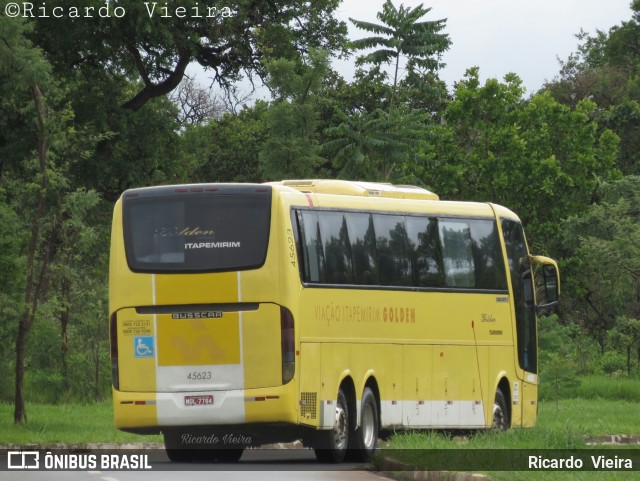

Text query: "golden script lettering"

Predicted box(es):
[156, 226, 215, 237]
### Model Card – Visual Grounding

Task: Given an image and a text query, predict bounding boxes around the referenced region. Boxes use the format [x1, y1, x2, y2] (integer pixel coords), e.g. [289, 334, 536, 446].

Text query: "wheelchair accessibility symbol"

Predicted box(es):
[134, 336, 154, 358]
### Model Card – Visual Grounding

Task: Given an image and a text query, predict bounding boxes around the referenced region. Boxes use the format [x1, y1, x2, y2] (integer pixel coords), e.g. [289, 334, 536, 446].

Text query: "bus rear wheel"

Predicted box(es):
[349, 387, 379, 461]
[314, 388, 349, 463]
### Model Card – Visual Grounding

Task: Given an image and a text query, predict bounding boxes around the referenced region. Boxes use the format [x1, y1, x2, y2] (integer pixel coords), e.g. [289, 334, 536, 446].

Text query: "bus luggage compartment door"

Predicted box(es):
[114, 304, 283, 393]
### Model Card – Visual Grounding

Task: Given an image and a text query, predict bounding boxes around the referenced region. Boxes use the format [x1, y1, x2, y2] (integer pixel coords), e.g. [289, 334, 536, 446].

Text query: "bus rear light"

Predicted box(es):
[280, 306, 295, 384]
[109, 313, 119, 390]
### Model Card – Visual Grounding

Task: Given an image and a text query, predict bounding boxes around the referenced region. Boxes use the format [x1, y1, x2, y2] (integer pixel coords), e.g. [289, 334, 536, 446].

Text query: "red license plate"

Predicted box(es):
[184, 395, 214, 406]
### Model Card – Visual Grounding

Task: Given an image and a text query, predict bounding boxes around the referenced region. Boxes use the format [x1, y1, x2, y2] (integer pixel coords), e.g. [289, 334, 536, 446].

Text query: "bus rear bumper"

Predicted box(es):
[113, 383, 297, 431]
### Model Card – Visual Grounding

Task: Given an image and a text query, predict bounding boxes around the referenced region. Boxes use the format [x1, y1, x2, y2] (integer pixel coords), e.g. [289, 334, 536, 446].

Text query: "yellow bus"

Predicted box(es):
[109, 179, 559, 463]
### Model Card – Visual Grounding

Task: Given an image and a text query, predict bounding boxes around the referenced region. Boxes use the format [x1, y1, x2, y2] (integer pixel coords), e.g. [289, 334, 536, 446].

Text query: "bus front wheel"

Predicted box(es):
[492, 388, 509, 431]
[314, 388, 349, 463]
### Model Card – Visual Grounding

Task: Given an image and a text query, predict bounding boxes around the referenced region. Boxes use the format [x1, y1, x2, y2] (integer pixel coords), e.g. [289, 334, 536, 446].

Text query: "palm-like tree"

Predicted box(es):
[350, 0, 451, 113]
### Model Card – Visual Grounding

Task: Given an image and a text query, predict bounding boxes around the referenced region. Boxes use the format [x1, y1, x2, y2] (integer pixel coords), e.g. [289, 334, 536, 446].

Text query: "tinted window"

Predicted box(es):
[298, 210, 325, 282]
[439, 220, 475, 287]
[318, 211, 354, 284]
[373, 215, 412, 286]
[502, 219, 537, 373]
[295, 208, 508, 292]
[123, 192, 271, 272]
[405, 216, 444, 288]
[467, 219, 508, 290]
[345, 213, 378, 285]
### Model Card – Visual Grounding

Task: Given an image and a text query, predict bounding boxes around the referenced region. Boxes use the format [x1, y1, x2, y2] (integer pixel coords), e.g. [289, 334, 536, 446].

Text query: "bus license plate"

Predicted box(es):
[184, 395, 214, 406]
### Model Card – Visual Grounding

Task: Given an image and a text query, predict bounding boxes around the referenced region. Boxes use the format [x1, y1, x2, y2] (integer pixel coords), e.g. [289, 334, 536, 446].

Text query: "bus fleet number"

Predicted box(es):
[187, 371, 212, 381]
[287, 228, 296, 268]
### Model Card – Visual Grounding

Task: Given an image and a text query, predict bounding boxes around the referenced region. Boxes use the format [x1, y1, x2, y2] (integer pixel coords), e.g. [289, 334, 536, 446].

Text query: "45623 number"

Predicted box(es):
[187, 371, 212, 381]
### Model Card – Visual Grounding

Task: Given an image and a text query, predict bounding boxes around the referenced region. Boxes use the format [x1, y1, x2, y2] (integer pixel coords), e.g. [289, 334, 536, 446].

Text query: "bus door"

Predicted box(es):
[501, 219, 538, 427]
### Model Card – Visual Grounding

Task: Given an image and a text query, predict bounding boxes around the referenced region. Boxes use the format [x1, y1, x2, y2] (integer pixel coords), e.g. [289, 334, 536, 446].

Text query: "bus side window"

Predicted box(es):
[439, 220, 476, 288]
[372, 214, 412, 286]
[345, 213, 379, 285]
[405, 216, 444, 288]
[467, 219, 508, 290]
[317, 211, 354, 284]
[502, 219, 537, 374]
[298, 210, 326, 283]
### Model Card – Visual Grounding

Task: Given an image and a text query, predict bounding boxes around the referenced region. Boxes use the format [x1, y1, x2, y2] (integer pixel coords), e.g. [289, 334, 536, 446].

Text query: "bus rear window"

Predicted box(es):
[122, 189, 271, 273]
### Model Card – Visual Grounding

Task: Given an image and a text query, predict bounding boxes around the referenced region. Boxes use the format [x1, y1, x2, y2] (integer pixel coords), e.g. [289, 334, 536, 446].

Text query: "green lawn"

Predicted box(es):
[0, 402, 161, 445]
[384, 396, 640, 480]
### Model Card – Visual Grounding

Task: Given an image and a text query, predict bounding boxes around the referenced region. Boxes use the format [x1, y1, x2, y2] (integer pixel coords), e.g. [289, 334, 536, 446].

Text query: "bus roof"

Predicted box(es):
[269, 179, 439, 200]
[118, 180, 521, 223]
[270, 179, 521, 222]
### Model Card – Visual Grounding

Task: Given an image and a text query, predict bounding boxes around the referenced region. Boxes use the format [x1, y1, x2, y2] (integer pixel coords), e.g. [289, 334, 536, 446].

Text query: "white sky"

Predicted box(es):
[335, 0, 633, 93]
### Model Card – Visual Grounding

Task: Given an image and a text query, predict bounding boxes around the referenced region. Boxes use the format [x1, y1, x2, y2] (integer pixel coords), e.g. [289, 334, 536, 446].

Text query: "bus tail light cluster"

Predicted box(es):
[280, 306, 295, 384]
[109, 314, 119, 390]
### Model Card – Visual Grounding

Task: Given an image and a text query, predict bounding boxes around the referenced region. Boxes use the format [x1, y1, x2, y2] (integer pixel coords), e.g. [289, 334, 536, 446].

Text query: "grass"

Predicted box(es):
[0, 402, 162, 445]
[384, 376, 640, 480]
[541, 375, 640, 403]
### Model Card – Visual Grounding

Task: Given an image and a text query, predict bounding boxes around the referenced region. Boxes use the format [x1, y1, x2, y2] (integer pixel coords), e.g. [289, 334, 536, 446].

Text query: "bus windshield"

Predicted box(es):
[122, 187, 271, 273]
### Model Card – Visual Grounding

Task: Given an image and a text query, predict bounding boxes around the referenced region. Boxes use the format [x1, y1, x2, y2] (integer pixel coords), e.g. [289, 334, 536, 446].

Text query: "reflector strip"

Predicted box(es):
[244, 396, 280, 402]
[304, 193, 314, 207]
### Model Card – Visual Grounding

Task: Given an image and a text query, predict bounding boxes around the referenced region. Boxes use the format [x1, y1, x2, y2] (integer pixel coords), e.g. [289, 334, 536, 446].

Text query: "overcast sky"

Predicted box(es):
[335, 0, 633, 93]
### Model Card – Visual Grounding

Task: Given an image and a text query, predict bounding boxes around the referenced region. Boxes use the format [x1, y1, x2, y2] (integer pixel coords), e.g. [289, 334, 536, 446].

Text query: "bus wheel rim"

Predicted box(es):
[334, 405, 348, 450]
[362, 403, 375, 449]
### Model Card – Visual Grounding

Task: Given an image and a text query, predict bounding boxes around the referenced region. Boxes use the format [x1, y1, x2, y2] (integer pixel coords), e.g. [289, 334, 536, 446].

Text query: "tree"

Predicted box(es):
[323, 106, 427, 181]
[350, 0, 451, 114]
[544, 3, 640, 175]
[1, 9, 55, 423]
[31, 0, 348, 112]
[185, 103, 268, 183]
[425, 68, 619, 250]
[561, 177, 640, 357]
[259, 49, 331, 179]
[1, 10, 111, 421]
[169, 77, 227, 124]
[609, 317, 640, 375]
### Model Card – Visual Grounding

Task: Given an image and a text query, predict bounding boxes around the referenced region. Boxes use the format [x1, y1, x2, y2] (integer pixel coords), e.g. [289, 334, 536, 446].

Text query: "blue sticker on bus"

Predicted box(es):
[134, 336, 154, 358]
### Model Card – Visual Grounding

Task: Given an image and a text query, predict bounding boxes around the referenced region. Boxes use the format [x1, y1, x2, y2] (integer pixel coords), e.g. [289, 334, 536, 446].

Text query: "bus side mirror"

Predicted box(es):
[530, 256, 560, 312]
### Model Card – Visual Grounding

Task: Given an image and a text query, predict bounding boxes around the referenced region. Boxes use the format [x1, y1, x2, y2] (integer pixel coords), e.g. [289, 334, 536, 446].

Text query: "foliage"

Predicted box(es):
[424, 68, 619, 250]
[323, 106, 427, 180]
[259, 49, 332, 179]
[545, 2, 640, 176]
[560, 177, 640, 360]
[349, 0, 450, 113]
[30, 0, 348, 112]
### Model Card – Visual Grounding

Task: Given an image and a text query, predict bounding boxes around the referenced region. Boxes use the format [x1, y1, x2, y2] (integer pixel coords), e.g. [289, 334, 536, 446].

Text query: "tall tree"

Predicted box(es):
[260, 49, 331, 179]
[1, 8, 53, 424]
[544, 2, 640, 175]
[32, 0, 348, 113]
[350, 0, 450, 114]
[561, 177, 640, 357]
